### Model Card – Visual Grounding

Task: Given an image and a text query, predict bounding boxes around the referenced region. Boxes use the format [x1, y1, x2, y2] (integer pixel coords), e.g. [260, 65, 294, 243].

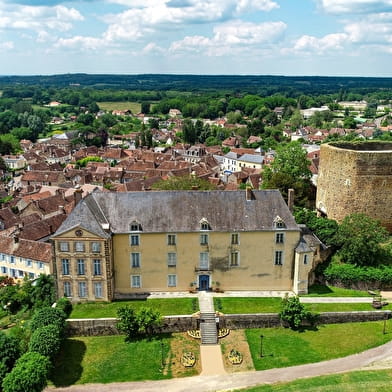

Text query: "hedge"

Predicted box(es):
[324, 263, 392, 287]
[29, 325, 62, 360]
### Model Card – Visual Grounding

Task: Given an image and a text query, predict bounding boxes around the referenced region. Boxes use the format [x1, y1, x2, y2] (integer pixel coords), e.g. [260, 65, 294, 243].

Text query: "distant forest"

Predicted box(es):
[1, 74, 392, 96]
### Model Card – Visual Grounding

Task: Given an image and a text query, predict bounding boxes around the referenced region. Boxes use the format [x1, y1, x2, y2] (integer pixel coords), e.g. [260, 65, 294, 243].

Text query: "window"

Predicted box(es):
[94, 282, 103, 298]
[38, 262, 44, 270]
[275, 233, 284, 244]
[304, 254, 309, 265]
[200, 222, 210, 231]
[91, 242, 101, 253]
[10, 256, 15, 264]
[77, 259, 85, 275]
[230, 251, 239, 266]
[75, 241, 85, 252]
[168, 274, 177, 287]
[1, 254, 5, 261]
[18, 270, 24, 278]
[274, 250, 283, 266]
[276, 221, 285, 228]
[131, 253, 140, 268]
[167, 252, 177, 267]
[10, 268, 16, 277]
[61, 259, 70, 275]
[199, 252, 209, 270]
[78, 282, 87, 298]
[1, 267, 7, 274]
[131, 275, 141, 288]
[231, 233, 239, 245]
[200, 234, 208, 245]
[130, 222, 142, 232]
[28, 272, 35, 279]
[59, 242, 69, 252]
[167, 234, 176, 246]
[130, 234, 140, 246]
[93, 259, 102, 275]
[64, 281, 72, 297]
[25, 259, 32, 267]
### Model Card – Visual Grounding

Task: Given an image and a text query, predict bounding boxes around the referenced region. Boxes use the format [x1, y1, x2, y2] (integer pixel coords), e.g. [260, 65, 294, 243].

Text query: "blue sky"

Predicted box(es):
[1, 0, 392, 76]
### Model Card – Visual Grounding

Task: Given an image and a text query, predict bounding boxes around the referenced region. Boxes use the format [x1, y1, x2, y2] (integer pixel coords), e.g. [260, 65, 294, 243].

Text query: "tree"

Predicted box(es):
[152, 175, 217, 191]
[141, 102, 150, 114]
[117, 306, 162, 342]
[334, 213, 389, 266]
[31, 274, 56, 309]
[279, 295, 312, 329]
[2, 352, 50, 392]
[262, 141, 313, 206]
[0, 332, 20, 385]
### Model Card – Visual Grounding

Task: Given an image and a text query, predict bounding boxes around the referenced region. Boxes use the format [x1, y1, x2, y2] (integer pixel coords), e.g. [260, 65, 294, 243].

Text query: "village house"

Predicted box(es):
[51, 189, 321, 302]
[2, 155, 27, 170]
[0, 235, 51, 280]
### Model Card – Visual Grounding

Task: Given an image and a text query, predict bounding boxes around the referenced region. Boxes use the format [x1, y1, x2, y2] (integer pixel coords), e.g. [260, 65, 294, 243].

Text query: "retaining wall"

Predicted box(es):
[66, 310, 392, 336]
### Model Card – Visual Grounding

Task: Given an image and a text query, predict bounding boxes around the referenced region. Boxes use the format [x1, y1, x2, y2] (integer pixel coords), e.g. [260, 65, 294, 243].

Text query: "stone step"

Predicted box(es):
[200, 322, 218, 344]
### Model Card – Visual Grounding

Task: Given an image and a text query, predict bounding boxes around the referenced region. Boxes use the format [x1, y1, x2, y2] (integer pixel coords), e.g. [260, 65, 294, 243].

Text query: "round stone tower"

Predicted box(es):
[316, 141, 392, 231]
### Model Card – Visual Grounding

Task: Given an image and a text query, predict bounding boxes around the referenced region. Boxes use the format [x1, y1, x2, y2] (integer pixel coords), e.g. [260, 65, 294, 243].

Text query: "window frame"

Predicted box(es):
[64, 281, 72, 297]
[74, 241, 85, 252]
[78, 281, 87, 298]
[274, 250, 283, 266]
[77, 259, 85, 275]
[94, 282, 103, 298]
[93, 259, 102, 275]
[199, 252, 209, 270]
[167, 252, 177, 267]
[91, 242, 101, 253]
[131, 252, 141, 268]
[200, 233, 209, 245]
[230, 251, 240, 267]
[167, 234, 177, 246]
[61, 258, 70, 275]
[131, 275, 141, 288]
[231, 233, 239, 245]
[304, 254, 309, 265]
[130, 234, 140, 246]
[275, 232, 284, 244]
[59, 241, 69, 252]
[168, 274, 177, 287]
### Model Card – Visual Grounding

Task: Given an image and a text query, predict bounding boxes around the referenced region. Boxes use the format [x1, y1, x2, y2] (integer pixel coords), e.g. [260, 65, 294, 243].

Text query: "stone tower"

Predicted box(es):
[316, 141, 392, 231]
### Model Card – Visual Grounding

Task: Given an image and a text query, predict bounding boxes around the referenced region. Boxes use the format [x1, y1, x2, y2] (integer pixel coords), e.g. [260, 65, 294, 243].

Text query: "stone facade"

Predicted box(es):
[316, 142, 392, 230]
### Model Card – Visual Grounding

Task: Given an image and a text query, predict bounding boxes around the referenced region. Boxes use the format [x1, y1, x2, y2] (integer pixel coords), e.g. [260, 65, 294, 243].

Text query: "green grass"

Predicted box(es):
[50, 335, 171, 386]
[70, 298, 198, 318]
[98, 101, 141, 113]
[246, 321, 392, 371]
[214, 298, 282, 314]
[239, 369, 392, 391]
[306, 303, 377, 312]
[305, 284, 372, 297]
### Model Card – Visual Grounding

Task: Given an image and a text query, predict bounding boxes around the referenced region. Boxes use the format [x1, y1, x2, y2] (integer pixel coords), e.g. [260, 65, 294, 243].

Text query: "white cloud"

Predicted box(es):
[319, 0, 392, 14]
[235, 0, 279, 14]
[0, 4, 83, 32]
[142, 42, 165, 54]
[288, 33, 347, 54]
[0, 40, 13, 50]
[55, 35, 104, 50]
[169, 20, 286, 56]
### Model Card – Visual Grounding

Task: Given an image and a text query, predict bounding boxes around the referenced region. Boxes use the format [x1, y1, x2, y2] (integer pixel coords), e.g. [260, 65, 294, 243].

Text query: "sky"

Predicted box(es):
[1, 0, 392, 76]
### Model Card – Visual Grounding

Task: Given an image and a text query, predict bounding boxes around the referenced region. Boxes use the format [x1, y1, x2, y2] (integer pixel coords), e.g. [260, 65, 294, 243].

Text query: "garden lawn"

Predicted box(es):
[239, 369, 392, 391]
[304, 284, 372, 297]
[214, 298, 282, 314]
[246, 321, 392, 371]
[50, 335, 171, 386]
[70, 298, 197, 318]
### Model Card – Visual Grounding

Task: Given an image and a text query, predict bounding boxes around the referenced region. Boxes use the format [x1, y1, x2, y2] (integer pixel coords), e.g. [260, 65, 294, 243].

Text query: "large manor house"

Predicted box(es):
[51, 189, 322, 302]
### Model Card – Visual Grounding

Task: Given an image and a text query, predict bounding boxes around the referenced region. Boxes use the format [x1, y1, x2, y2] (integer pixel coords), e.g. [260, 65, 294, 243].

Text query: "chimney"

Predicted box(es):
[74, 187, 83, 205]
[287, 188, 295, 212]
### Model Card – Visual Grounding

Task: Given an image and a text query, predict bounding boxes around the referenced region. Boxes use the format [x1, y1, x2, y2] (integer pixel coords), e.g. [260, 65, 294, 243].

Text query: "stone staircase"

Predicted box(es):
[200, 311, 218, 344]
[198, 291, 218, 345]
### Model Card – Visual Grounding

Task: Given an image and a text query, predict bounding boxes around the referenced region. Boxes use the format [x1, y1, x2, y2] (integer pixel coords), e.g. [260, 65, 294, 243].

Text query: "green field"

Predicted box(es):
[98, 101, 141, 113]
[50, 335, 172, 386]
[305, 284, 373, 297]
[247, 321, 391, 371]
[239, 369, 392, 392]
[70, 298, 198, 318]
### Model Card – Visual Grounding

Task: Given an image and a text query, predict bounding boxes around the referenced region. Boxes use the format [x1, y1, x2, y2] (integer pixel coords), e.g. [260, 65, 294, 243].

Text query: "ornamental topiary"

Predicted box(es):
[29, 324, 62, 360]
[29, 307, 66, 334]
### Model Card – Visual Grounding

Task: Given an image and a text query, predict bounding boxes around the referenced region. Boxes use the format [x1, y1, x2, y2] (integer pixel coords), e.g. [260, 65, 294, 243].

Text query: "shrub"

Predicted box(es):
[117, 306, 162, 341]
[279, 295, 312, 330]
[0, 332, 20, 386]
[29, 325, 61, 360]
[2, 352, 50, 392]
[29, 307, 66, 333]
[55, 297, 72, 318]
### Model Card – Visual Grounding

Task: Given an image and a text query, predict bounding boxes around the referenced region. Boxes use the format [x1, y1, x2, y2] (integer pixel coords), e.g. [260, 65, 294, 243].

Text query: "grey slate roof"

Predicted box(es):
[53, 190, 299, 237]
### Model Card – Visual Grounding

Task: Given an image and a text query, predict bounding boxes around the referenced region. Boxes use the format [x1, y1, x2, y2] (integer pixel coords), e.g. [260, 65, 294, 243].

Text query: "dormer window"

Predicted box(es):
[273, 216, 286, 229]
[130, 221, 142, 232]
[200, 218, 211, 231]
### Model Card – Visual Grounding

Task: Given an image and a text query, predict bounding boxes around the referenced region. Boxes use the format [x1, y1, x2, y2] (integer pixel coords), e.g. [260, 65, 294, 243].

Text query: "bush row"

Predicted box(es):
[1, 298, 71, 392]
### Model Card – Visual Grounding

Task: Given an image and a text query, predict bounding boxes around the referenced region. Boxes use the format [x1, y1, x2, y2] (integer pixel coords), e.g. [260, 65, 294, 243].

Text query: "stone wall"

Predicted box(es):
[66, 310, 392, 336]
[316, 142, 392, 230]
